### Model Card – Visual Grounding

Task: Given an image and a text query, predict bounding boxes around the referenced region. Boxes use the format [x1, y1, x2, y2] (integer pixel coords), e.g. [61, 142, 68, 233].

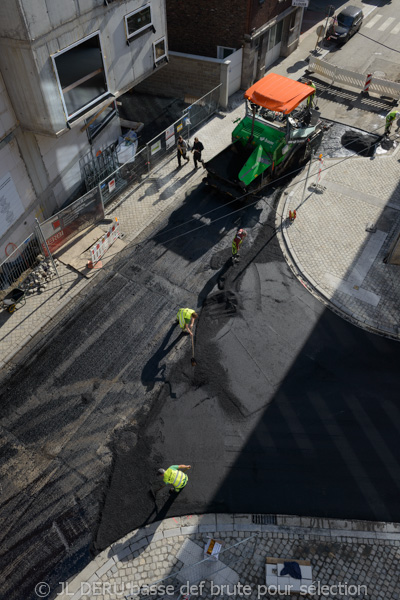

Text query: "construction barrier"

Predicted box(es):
[316, 154, 323, 184]
[308, 58, 400, 99]
[363, 73, 372, 93]
[88, 218, 120, 268]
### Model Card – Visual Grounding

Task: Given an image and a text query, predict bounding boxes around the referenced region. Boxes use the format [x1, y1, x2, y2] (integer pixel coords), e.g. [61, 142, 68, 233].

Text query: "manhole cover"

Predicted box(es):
[374, 71, 386, 78]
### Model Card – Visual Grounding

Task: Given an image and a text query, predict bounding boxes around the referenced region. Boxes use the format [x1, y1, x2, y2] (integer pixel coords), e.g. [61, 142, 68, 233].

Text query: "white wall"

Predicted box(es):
[0, 0, 168, 135]
[0, 140, 37, 259]
[227, 48, 243, 97]
[0, 72, 17, 140]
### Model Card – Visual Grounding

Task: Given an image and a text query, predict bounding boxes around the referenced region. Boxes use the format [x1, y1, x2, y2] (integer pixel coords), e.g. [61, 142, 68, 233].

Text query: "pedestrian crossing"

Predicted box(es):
[364, 13, 400, 35]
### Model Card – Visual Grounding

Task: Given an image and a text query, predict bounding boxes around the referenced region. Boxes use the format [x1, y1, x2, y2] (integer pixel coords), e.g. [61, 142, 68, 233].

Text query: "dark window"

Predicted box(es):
[52, 34, 108, 120]
[276, 20, 283, 44]
[125, 5, 152, 39]
[338, 14, 355, 27]
[217, 46, 235, 59]
[267, 26, 276, 52]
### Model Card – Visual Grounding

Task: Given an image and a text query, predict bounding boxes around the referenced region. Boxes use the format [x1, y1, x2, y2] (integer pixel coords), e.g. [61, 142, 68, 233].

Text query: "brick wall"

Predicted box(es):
[166, 1, 247, 57]
[248, 0, 292, 31]
[166, 0, 293, 57]
[134, 55, 220, 100]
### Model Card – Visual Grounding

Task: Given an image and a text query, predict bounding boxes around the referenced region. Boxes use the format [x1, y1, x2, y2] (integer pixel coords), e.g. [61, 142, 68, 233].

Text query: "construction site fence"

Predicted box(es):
[0, 84, 221, 297]
[308, 57, 400, 99]
[99, 84, 222, 206]
[0, 232, 42, 299]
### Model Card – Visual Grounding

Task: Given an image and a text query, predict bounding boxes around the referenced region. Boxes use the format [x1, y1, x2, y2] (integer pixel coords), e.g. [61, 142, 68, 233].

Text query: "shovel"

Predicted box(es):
[191, 335, 197, 367]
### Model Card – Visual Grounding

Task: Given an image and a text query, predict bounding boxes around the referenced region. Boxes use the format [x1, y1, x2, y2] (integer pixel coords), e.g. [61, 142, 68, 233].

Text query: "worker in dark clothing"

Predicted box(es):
[177, 136, 190, 167]
[191, 137, 205, 168]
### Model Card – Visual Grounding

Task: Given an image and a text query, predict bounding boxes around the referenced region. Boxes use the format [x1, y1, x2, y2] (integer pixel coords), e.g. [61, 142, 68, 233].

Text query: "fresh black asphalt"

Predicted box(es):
[1, 181, 400, 600]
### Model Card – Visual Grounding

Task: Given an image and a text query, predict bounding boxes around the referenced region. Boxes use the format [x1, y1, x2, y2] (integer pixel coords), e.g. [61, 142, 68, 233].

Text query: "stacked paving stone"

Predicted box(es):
[19, 255, 59, 295]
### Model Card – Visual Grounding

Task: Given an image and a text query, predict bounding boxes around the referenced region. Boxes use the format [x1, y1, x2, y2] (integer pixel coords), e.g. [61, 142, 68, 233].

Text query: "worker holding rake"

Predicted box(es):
[176, 308, 198, 336]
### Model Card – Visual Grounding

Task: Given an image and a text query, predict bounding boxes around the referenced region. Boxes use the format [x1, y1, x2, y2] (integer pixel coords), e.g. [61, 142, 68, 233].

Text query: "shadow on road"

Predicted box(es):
[141, 323, 182, 392]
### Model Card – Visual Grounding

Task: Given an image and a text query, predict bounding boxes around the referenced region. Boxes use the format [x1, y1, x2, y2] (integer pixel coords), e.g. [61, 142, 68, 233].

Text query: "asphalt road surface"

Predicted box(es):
[2, 179, 400, 600]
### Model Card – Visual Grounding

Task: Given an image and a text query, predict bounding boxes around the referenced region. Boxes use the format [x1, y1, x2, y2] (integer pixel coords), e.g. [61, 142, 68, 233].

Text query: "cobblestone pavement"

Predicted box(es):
[55, 513, 400, 600]
[277, 145, 400, 339]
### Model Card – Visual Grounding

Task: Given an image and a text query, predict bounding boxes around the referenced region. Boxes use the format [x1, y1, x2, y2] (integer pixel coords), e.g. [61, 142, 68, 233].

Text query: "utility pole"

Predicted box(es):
[301, 151, 314, 205]
[323, 5, 335, 43]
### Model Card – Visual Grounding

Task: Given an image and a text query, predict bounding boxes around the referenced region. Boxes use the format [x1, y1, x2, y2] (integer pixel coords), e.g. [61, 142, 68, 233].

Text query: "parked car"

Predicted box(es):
[327, 5, 364, 44]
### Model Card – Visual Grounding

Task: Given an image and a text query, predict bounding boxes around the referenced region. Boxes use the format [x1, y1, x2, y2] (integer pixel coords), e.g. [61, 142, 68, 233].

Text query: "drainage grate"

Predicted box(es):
[252, 514, 277, 525]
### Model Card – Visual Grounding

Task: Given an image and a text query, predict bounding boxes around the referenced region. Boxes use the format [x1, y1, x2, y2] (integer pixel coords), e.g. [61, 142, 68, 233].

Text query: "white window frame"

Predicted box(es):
[217, 46, 236, 60]
[153, 37, 167, 64]
[51, 31, 110, 121]
[86, 101, 117, 143]
[125, 4, 153, 41]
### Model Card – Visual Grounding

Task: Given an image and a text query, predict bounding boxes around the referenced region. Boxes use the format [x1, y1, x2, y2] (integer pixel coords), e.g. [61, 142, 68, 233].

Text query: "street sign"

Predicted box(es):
[292, 0, 309, 6]
[316, 25, 324, 37]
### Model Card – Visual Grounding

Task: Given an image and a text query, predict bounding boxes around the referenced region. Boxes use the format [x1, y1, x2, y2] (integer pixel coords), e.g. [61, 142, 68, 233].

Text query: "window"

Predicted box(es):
[217, 46, 236, 60]
[266, 21, 283, 53]
[267, 26, 276, 52]
[276, 20, 283, 44]
[289, 11, 297, 30]
[52, 33, 109, 120]
[125, 5, 152, 40]
[153, 38, 167, 64]
[86, 102, 117, 143]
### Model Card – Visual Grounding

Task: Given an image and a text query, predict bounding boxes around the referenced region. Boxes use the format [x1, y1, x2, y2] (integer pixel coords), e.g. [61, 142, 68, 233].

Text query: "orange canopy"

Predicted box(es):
[244, 73, 314, 114]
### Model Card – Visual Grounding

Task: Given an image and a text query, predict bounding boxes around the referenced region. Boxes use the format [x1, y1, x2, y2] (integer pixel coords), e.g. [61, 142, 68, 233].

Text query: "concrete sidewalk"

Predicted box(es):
[54, 513, 400, 600]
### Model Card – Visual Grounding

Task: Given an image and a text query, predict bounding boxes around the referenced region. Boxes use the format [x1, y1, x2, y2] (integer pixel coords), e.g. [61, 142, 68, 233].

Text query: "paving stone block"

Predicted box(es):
[163, 527, 181, 538]
[130, 537, 149, 553]
[181, 525, 199, 535]
[96, 558, 116, 579]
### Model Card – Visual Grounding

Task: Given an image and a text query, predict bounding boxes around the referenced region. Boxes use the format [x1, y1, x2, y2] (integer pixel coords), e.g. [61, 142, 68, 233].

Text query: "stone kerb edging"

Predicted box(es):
[56, 513, 400, 599]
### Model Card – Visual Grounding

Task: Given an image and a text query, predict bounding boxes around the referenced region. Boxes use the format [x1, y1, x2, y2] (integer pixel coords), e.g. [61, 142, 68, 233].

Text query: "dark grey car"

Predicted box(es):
[327, 5, 364, 44]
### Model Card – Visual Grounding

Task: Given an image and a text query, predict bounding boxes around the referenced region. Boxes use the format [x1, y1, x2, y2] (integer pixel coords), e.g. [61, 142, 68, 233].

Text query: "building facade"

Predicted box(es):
[0, 0, 167, 258]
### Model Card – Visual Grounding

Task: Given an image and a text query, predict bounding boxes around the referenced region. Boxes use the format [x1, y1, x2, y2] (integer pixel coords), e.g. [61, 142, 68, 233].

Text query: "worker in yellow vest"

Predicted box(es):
[176, 308, 198, 336]
[306, 80, 316, 109]
[232, 228, 247, 264]
[385, 109, 398, 135]
[158, 464, 191, 493]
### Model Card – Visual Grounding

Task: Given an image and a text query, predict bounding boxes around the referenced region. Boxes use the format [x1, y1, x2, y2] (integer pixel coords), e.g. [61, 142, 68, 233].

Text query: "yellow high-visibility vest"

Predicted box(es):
[163, 467, 188, 489]
[177, 308, 195, 329]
